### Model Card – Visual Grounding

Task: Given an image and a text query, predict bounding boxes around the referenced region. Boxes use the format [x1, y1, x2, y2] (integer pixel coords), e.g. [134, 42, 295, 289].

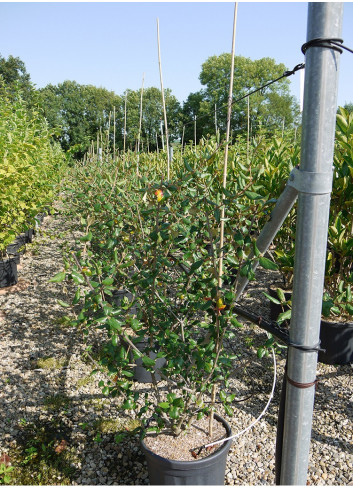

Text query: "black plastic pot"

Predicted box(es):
[8, 253, 20, 265]
[24, 228, 34, 243]
[6, 235, 26, 255]
[111, 289, 138, 316]
[0, 258, 18, 288]
[318, 320, 353, 365]
[268, 287, 353, 365]
[133, 339, 166, 383]
[141, 414, 232, 485]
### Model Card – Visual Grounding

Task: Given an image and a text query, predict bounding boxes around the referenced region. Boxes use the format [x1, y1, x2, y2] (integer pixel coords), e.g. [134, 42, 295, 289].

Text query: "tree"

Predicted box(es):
[193, 54, 299, 140]
[123, 87, 181, 151]
[0, 53, 35, 105]
[38, 81, 122, 157]
[181, 91, 212, 144]
[343, 102, 353, 114]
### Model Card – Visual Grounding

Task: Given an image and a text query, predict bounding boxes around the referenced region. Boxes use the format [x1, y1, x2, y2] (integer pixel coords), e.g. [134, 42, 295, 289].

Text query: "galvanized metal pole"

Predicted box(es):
[280, 3, 343, 485]
[235, 181, 298, 301]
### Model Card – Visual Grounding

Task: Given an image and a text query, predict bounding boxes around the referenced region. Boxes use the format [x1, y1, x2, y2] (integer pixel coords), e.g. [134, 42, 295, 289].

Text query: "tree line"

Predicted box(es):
[0, 52, 330, 159]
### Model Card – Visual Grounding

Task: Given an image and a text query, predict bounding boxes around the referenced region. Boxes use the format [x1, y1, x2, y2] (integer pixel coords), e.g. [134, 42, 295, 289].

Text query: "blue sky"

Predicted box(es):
[1, 2, 353, 108]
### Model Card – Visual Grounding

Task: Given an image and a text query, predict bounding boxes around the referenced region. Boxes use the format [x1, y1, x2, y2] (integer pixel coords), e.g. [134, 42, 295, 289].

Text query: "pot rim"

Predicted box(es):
[0, 256, 18, 264]
[321, 319, 353, 328]
[140, 413, 232, 467]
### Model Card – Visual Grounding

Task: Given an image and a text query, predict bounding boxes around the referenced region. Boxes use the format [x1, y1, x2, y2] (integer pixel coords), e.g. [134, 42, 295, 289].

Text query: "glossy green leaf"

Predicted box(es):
[259, 256, 278, 271]
[142, 356, 155, 367]
[49, 271, 66, 283]
[102, 277, 114, 286]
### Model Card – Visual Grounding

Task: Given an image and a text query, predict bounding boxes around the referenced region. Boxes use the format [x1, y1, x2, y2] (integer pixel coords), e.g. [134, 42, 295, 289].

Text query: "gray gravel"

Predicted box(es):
[0, 209, 352, 485]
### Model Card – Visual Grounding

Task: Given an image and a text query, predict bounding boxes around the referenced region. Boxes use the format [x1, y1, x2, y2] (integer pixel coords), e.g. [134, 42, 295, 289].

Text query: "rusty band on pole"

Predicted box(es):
[286, 374, 318, 389]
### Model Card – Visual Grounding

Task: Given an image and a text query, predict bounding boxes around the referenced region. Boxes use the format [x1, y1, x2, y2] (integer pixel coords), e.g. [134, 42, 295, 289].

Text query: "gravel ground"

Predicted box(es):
[0, 208, 352, 485]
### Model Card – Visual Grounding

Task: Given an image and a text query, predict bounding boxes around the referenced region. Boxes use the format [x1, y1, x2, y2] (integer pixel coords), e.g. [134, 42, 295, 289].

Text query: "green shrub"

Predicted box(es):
[0, 81, 65, 256]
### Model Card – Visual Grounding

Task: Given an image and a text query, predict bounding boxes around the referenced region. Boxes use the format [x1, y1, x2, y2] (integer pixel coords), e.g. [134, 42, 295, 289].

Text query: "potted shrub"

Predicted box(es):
[56, 143, 278, 484]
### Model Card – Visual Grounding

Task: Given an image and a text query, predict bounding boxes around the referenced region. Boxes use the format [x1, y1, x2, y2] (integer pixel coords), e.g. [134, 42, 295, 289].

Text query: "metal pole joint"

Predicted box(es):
[288, 167, 333, 195]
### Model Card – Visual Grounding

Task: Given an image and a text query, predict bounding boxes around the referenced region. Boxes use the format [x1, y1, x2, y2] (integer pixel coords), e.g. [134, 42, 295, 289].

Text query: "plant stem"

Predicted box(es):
[209, 384, 217, 437]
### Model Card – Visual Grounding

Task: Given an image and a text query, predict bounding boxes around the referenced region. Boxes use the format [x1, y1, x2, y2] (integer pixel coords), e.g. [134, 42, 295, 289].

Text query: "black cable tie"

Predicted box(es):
[301, 37, 345, 55]
[287, 340, 325, 353]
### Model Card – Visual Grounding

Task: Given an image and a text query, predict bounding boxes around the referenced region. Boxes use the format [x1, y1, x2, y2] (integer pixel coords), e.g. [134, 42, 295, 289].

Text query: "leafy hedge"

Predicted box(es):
[0, 82, 65, 255]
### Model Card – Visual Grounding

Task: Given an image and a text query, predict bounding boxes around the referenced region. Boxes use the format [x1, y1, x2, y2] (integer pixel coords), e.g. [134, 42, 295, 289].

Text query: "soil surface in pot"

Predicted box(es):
[143, 416, 227, 461]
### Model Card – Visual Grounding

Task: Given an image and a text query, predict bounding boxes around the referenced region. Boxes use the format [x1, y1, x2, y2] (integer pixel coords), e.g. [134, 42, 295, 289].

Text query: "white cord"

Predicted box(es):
[205, 345, 277, 448]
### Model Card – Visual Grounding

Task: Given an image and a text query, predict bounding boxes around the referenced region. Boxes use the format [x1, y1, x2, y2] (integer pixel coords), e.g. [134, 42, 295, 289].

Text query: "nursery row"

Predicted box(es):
[0, 82, 65, 272]
[45, 110, 353, 482]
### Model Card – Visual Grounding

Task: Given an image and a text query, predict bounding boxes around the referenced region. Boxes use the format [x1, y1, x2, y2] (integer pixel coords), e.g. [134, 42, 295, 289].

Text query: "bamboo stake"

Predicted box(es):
[218, 2, 238, 290]
[181, 125, 185, 165]
[194, 115, 197, 147]
[137, 73, 145, 176]
[96, 132, 99, 162]
[247, 96, 250, 164]
[105, 111, 111, 159]
[210, 1, 238, 438]
[160, 120, 165, 151]
[113, 106, 116, 162]
[124, 91, 128, 153]
[215, 103, 219, 141]
[157, 18, 170, 180]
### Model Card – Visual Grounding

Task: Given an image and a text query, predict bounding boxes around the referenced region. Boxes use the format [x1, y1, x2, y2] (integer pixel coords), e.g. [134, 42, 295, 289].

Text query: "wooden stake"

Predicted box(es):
[106, 111, 111, 154]
[247, 96, 250, 164]
[96, 132, 99, 162]
[214, 103, 217, 133]
[157, 18, 170, 180]
[217, 2, 238, 290]
[160, 120, 165, 151]
[137, 72, 145, 176]
[194, 115, 197, 147]
[124, 91, 128, 153]
[113, 106, 116, 162]
[210, 1, 238, 438]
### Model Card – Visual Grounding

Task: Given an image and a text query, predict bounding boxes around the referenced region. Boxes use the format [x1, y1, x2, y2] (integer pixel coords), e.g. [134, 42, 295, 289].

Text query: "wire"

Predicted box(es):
[203, 341, 277, 450]
[182, 62, 305, 130]
[301, 37, 353, 55]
